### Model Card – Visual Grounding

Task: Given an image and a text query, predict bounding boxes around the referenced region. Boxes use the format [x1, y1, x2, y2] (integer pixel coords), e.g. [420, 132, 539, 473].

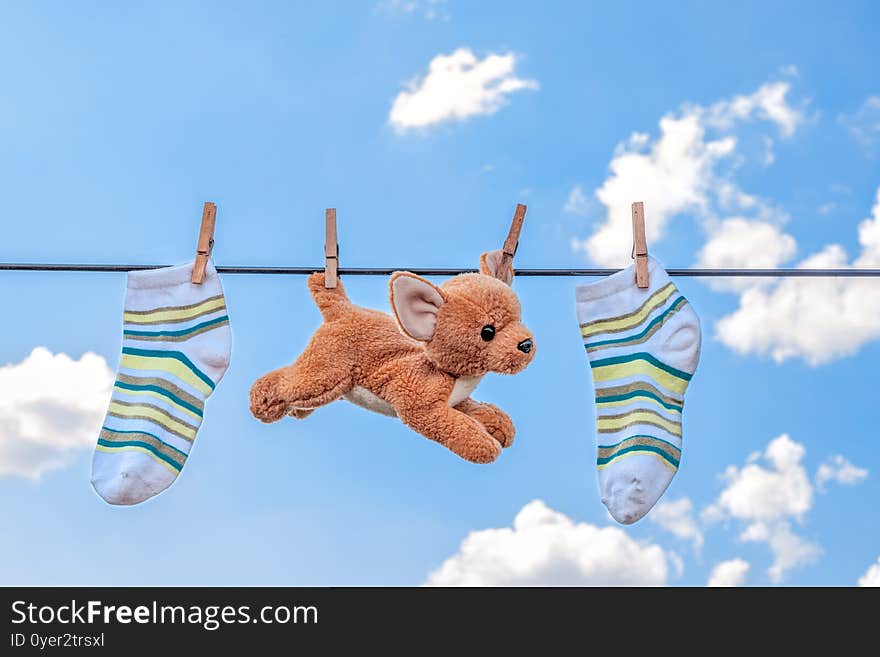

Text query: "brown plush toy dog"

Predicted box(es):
[249, 250, 535, 463]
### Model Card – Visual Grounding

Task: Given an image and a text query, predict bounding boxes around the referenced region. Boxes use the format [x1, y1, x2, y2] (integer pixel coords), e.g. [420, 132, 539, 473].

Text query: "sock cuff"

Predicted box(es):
[126, 261, 219, 291]
[575, 256, 671, 303]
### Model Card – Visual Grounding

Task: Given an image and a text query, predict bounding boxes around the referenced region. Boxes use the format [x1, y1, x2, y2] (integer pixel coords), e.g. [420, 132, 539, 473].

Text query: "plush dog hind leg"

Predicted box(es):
[399, 403, 502, 464]
[249, 331, 353, 423]
[454, 398, 515, 448]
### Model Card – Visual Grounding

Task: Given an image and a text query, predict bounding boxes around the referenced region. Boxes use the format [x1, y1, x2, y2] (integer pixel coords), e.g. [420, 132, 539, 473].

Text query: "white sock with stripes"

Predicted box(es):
[91, 261, 231, 505]
[575, 257, 700, 525]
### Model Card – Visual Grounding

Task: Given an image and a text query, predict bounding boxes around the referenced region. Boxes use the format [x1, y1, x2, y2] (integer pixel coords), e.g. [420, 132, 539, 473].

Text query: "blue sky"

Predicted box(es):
[1, 0, 879, 586]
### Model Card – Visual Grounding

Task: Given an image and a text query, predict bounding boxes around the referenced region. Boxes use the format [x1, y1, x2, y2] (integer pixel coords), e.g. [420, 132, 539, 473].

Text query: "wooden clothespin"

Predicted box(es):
[191, 201, 217, 284]
[497, 203, 527, 282]
[324, 208, 338, 288]
[631, 201, 649, 289]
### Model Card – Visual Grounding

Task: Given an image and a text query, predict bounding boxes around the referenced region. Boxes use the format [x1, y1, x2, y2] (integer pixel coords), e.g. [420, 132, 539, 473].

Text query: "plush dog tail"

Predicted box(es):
[307, 272, 351, 320]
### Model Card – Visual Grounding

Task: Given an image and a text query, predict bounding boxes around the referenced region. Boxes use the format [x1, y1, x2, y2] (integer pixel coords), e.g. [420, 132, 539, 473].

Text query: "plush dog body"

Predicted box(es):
[249, 251, 535, 463]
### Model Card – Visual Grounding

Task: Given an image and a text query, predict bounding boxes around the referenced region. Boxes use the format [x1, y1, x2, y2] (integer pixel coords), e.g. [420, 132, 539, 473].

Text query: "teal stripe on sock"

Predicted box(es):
[595, 389, 683, 412]
[101, 427, 188, 458]
[589, 351, 692, 382]
[96, 438, 184, 471]
[597, 445, 680, 468]
[585, 297, 686, 350]
[124, 315, 229, 339]
[121, 347, 215, 390]
[598, 433, 682, 453]
[114, 381, 204, 417]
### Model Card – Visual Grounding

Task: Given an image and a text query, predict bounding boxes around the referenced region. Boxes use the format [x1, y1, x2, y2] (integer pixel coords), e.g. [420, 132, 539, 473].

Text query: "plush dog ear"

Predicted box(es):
[390, 272, 446, 341]
[479, 249, 514, 285]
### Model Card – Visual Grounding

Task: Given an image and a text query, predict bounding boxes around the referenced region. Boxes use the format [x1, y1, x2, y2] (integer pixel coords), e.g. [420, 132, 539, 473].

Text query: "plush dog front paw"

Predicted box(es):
[249, 372, 292, 423]
[477, 403, 515, 448]
[451, 433, 503, 464]
[455, 400, 516, 448]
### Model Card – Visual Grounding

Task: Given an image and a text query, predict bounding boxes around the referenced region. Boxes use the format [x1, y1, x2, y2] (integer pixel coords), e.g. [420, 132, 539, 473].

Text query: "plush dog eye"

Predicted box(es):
[480, 325, 496, 341]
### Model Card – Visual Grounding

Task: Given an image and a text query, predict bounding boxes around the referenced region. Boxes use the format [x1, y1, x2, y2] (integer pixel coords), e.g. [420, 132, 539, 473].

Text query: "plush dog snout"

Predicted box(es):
[517, 338, 533, 354]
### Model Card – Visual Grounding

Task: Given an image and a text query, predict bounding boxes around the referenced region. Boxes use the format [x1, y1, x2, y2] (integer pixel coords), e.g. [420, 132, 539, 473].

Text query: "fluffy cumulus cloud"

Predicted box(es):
[859, 557, 880, 587]
[706, 434, 813, 523]
[389, 48, 537, 132]
[425, 500, 675, 586]
[705, 82, 803, 137]
[739, 520, 820, 583]
[571, 115, 734, 266]
[707, 558, 750, 587]
[695, 217, 797, 291]
[569, 83, 880, 366]
[815, 455, 869, 492]
[649, 497, 704, 551]
[704, 434, 867, 582]
[716, 188, 880, 365]
[0, 347, 113, 479]
[570, 81, 802, 267]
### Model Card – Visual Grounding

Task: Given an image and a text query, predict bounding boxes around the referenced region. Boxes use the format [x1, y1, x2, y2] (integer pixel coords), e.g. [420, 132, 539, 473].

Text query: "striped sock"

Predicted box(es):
[91, 261, 231, 505]
[575, 257, 700, 525]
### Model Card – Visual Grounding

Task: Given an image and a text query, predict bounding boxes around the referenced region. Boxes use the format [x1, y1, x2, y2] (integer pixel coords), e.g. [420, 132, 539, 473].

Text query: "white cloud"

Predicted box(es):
[563, 184, 589, 215]
[377, 0, 449, 21]
[0, 347, 113, 480]
[389, 48, 537, 132]
[649, 497, 704, 551]
[739, 520, 821, 582]
[780, 64, 799, 78]
[703, 434, 819, 582]
[380, 0, 417, 14]
[815, 455, 868, 492]
[716, 187, 880, 365]
[706, 82, 803, 137]
[571, 81, 803, 267]
[839, 96, 880, 151]
[706, 434, 812, 523]
[704, 434, 868, 582]
[425, 500, 675, 586]
[859, 557, 880, 586]
[707, 558, 750, 587]
[817, 202, 837, 215]
[695, 218, 797, 291]
[571, 114, 734, 266]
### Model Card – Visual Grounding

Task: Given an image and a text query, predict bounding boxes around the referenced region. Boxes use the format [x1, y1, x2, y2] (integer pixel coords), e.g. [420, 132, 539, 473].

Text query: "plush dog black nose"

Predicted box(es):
[517, 338, 533, 354]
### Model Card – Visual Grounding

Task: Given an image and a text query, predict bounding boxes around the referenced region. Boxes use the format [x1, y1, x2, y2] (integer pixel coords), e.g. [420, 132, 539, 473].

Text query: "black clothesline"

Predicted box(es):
[0, 263, 879, 277]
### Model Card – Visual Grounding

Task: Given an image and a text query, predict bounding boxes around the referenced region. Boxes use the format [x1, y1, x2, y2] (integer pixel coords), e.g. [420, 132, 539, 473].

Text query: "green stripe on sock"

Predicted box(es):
[596, 389, 683, 412]
[597, 444, 680, 468]
[97, 438, 184, 471]
[585, 297, 686, 351]
[114, 380, 204, 417]
[121, 347, 215, 390]
[124, 315, 229, 339]
[597, 434, 681, 468]
[589, 351, 692, 382]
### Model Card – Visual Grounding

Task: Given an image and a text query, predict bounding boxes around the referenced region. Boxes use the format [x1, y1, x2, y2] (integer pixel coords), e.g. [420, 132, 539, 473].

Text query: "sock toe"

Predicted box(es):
[602, 476, 648, 525]
[92, 452, 173, 506]
[92, 470, 166, 506]
[600, 457, 674, 525]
